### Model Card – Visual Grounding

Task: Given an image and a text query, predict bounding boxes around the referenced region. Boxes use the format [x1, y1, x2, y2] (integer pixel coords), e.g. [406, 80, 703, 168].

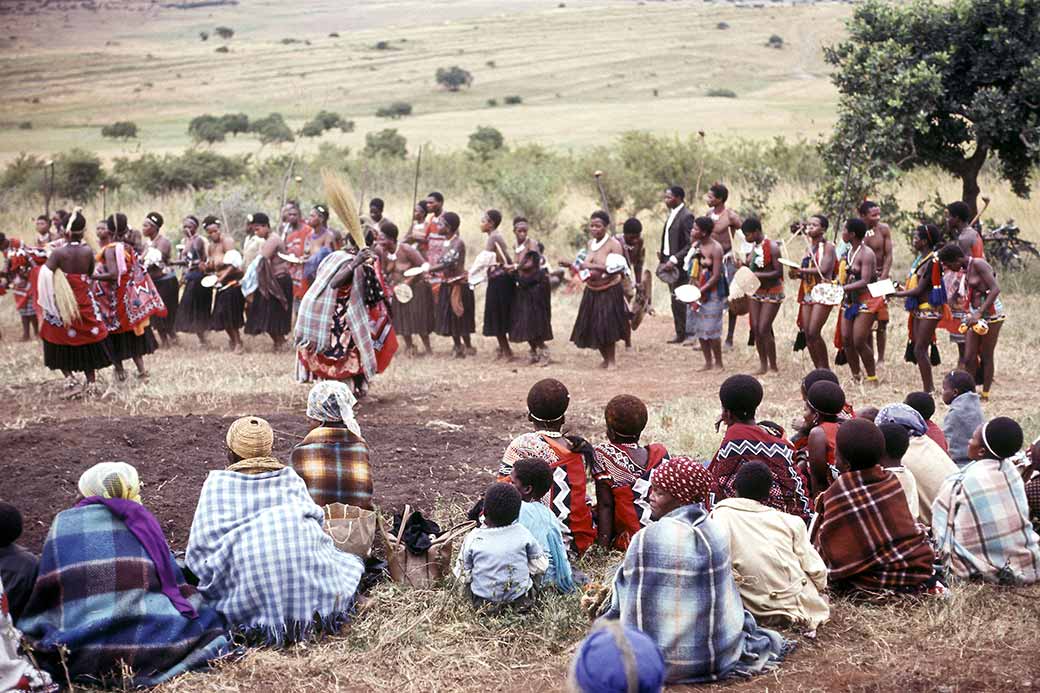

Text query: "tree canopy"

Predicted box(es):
[825, 0, 1040, 214]
[435, 66, 474, 91]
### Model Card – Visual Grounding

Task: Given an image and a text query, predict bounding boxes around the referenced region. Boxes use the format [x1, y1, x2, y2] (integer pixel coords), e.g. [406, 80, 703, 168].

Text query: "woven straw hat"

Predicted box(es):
[226, 416, 274, 459]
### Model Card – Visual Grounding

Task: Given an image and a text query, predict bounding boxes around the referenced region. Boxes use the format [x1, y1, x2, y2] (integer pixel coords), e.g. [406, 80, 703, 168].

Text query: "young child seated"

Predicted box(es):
[942, 370, 984, 466]
[878, 423, 920, 519]
[509, 458, 575, 593]
[454, 482, 548, 605]
[0, 502, 39, 622]
[905, 391, 948, 453]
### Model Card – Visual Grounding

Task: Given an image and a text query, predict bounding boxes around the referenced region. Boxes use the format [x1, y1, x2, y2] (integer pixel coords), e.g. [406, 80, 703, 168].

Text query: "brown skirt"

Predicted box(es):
[510, 273, 553, 343]
[570, 282, 629, 349]
[392, 280, 436, 337]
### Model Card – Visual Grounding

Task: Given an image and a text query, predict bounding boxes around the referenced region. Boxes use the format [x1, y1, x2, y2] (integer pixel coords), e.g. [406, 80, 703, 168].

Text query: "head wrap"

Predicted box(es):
[650, 456, 713, 507]
[184, 215, 200, 229]
[875, 403, 928, 438]
[146, 212, 163, 229]
[306, 381, 362, 438]
[78, 462, 142, 503]
[226, 416, 274, 460]
[572, 622, 665, 693]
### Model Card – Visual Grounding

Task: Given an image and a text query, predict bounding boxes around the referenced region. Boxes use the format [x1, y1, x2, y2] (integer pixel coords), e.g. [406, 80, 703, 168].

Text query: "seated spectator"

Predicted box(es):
[932, 417, 1040, 584]
[804, 380, 846, 497]
[709, 375, 811, 522]
[454, 482, 548, 606]
[942, 370, 984, 466]
[601, 456, 790, 683]
[876, 403, 958, 525]
[291, 380, 373, 509]
[568, 622, 665, 693]
[591, 394, 669, 550]
[19, 463, 231, 687]
[186, 417, 363, 644]
[1023, 435, 1040, 533]
[905, 391, 948, 453]
[710, 462, 829, 632]
[878, 423, 921, 520]
[0, 503, 38, 622]
[509, 458, 575, 593]
[813, 419, 937, 594]
[499, 378, 597, 554]
[1, 576, 56, 693]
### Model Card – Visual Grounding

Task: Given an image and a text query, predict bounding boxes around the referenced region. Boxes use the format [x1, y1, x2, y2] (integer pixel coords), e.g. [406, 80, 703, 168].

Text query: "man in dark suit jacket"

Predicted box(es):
[658, 185, 694, 343]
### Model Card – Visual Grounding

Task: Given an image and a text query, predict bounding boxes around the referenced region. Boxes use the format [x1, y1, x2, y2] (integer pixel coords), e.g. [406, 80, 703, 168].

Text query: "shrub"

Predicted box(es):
[219, 113, 250, 136]
[53, 148, 105, 201]
[215, 45, 229, 53]
[199, 30, 209, 41]
[486, 60, 496, 68]
[717, 21, 730, 29]
[503, 95, 523, 105]
[250, 113, 294, 144]
[18, 121, 31, 129]
[435, 65, 473, 91]
[375, 102, 413, 119]
[706, 88, 737, 98]
[280, 38, 301, 45]
[215, 26, 234, 39]
[468, 126, 505, 161]
[1, 153, 46, 192]
[486, 98, 498, 107]
[101, 121, 138, 139]
[374, 40, 390, 49]
[767, 34, 783, 48]
[299, 110, 354, 137]
[363, 129, 407, 159]
[477, 145, 566, 233]
[188, 114, 226, 144]
[329, 32, 339, 38]
[113, 150, 246, 195]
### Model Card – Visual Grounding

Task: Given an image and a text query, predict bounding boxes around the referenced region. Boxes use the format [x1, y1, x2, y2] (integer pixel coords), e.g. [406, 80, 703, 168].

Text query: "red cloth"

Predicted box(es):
[924, 420, 949, 453]
[38, 272, 109, 346]
[93, 244, 166, 334]
[545, 437, 596, 554]
[285, 225, 313, 299]
[607, 444, 668, 551]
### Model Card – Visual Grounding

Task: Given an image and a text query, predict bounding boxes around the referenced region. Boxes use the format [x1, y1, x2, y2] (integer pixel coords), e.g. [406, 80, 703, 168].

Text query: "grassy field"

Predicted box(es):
[0, 0, 846, 160]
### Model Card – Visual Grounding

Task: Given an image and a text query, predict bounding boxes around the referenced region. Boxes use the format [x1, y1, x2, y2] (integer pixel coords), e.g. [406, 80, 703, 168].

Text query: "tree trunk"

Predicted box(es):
[959, 141, 989, 218]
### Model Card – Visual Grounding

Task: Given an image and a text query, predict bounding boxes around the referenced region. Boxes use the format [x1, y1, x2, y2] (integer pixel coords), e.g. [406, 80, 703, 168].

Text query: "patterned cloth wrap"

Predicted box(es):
[291, 427, 373, 510]
[93, 242, 167, 334]
[1, 574, 57, 693]
[932, 457, 1040, 584]
[186, 466, 364, 645]
[709, 423, 812, 522]
[812, 466, 936, 593]
[18, 505, 231, 687]
[601, 504, 791, 683]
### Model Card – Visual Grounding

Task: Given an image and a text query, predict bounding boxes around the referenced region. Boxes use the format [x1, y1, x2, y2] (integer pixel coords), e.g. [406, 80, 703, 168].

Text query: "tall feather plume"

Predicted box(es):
[321, 168, 366, 250]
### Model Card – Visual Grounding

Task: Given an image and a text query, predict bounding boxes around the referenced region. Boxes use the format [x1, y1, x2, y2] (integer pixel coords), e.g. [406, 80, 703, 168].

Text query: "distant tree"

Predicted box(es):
[486, 98, 498, 107]
[188, 114, 226, 144]
[374, 40, 390, 50]
[717, 21, 730, 29]
[767, 34, 783, 48]
[53, 149, 105, 201]
[250, 113, 295, 145]
[199, 30, 209, 41]
[468, 126, 505, 161]
[215, 26, 234, 39]
[824, 0, 1040, 214]
[435, 66, 473, 91]
[503, 95, 523, 105]
[706, 88, 737, 98]
[486, 60, 496, 68]
[363, 129, 407, 159]
[299, 110, 352, 137]
[375, 102, 413, 119]
[215, 46, 229, 53]
[101, 121, 138, 140]
[219, 113, 250, 136]
[17, 121, 31, 130]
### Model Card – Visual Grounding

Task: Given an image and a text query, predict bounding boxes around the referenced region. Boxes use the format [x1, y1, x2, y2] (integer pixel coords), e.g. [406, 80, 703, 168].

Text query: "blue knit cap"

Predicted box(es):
[573, 623, 665, 693]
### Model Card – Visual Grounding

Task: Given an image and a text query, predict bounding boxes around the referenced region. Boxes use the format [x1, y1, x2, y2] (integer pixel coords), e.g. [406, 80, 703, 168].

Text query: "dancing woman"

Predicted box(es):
[893, 224, 947, 393]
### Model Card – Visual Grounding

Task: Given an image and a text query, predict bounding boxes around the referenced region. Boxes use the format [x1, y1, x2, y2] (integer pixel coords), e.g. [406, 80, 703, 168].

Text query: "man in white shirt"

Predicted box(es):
[659, 186, 694, 344]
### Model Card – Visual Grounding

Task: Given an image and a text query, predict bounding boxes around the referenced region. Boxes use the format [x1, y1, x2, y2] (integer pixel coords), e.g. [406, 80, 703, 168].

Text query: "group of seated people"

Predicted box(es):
[2, 370, 1039, 691]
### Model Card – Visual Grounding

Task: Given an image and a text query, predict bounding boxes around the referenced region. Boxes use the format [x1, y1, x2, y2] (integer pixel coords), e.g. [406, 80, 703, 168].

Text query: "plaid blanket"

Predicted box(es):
[710, 423, 811, 522]
[186, 467, 364, 645]
[932, 457, 1040, 584]
[601, 504, 790, 683]
[290, 426, 374, 509]
[294, 250, 376, 378]
[813, 466, 935, 593]
[18, 505, 231, 688]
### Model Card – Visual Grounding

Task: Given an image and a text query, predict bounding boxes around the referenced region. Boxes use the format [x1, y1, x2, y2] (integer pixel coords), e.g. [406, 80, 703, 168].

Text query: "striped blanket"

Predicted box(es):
[932, 457, 1040, 584]
[813, 466, 936, 593]
[18, 505, 231, 688]
[601, 504, 791, 683]
[186, 467, 364, 645]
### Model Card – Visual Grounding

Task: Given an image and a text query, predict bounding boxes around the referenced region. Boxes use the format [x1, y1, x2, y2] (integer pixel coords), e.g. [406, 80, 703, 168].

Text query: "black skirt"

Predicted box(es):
[151, 273, 180, 338]
[175, 272, 212, 335]
[106, 328, 158, 362]
[435, 282, 476, 337]
[210, 285, 246, 331]
[245, 274, 293, 338]
[510, 273, 553, 343]
[482, 272, 515, 337]
[570, 282, 629, 349]
[392, 280, 436, 337]
[42, 339, 112, 373]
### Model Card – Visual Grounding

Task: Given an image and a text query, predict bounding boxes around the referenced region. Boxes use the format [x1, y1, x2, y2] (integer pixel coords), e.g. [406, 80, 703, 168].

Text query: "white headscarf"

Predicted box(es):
[306, 381, 362, 438]
[78, 462, 142, 503]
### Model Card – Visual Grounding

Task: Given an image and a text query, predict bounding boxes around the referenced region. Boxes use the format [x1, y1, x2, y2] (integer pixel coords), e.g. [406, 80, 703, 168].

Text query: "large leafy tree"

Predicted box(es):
[825, 0, 1040, 215]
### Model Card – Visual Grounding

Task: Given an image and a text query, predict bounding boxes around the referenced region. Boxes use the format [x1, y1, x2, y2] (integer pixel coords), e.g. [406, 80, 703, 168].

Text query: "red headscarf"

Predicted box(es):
[651, 456, 715, 508]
